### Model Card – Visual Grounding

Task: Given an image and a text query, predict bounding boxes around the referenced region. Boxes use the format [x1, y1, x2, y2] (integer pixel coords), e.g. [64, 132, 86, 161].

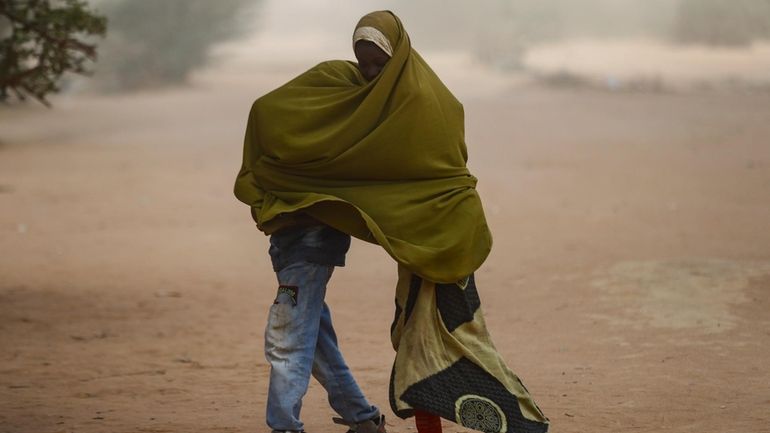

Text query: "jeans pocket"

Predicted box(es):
[265, 302, 295, 359]
[268, 290, 296, 329]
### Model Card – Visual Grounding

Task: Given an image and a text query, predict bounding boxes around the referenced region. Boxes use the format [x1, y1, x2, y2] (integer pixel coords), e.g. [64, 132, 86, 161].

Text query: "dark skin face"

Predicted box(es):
[354, 40, 390, 82]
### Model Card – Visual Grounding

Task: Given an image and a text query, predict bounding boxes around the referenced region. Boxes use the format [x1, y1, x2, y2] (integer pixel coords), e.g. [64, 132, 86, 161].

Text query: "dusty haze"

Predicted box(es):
[1, 1, 769, 433]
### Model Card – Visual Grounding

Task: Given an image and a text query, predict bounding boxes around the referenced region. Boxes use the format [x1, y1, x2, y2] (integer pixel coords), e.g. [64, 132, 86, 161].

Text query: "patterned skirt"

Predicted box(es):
[389, 265, 549, 433]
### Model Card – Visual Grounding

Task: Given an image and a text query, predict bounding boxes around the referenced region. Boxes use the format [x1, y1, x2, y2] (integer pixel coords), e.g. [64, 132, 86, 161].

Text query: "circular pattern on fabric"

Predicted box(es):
[455, 394, 507, 433]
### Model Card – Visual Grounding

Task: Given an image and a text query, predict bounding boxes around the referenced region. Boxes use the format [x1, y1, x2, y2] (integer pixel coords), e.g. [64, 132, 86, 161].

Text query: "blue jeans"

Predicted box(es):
[265, 229, 379, 431]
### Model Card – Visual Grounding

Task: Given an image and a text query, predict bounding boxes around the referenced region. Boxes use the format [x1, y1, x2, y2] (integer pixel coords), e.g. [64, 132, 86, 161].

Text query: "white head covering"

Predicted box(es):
[352, 26, 393, 57]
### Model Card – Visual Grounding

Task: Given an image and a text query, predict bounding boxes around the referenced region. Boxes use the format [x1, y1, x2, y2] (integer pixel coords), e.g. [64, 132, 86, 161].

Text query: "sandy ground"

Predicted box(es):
[1, 81, 769, 433]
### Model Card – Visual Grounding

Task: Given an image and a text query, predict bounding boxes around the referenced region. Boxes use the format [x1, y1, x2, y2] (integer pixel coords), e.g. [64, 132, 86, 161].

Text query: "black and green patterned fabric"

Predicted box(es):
[389, 266, 549, 433]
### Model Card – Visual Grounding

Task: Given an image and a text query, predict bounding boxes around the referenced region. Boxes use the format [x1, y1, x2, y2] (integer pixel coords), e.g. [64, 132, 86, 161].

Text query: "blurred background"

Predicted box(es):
[51, 0, 770, 95]
[1, 1, 769, 433]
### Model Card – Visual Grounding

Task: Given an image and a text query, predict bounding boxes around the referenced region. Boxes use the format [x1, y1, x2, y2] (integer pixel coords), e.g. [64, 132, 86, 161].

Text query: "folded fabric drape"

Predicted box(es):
[234, 10, 492, 283]
[389, 266, 549, 433]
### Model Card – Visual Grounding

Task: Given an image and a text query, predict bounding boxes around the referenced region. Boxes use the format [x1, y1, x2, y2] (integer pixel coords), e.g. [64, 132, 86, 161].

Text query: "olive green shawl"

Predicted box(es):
[234, 11, 492, 283]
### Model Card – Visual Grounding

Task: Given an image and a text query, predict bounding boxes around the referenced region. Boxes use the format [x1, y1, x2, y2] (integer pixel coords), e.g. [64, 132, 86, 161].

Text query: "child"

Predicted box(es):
[261, 220, 385, 433]
[235, 10, 548, 433]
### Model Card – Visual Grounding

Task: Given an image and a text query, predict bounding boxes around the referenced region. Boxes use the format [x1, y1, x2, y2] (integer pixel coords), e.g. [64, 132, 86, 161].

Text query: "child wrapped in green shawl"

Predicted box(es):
[235, 10, 549, 433]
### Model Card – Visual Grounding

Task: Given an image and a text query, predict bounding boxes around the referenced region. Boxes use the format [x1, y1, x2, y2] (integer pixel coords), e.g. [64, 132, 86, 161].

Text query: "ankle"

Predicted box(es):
[414, 410, 442, 433]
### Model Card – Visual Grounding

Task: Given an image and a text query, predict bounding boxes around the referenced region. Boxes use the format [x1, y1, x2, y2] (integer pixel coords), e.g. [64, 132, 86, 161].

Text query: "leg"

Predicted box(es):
[265, 262, 333, 432]
[414, 410, 443, 433]
[311, 302, 380, 423]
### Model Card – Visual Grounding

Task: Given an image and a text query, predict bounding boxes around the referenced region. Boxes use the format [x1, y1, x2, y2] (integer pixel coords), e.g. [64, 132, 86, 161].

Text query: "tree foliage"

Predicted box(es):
[674, 0, 770, 46]
[0, 0, 106, 106]
[97, 0, 253, 91]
